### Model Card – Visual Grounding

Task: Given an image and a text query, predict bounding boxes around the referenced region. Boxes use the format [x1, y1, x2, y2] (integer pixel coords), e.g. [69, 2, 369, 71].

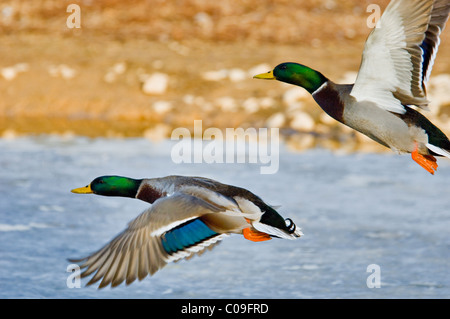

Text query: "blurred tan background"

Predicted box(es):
[1, 0, 449, 152]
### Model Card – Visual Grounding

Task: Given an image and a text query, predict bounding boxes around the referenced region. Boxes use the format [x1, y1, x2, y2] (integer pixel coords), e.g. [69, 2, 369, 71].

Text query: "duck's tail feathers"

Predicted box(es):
[252, 218, 303, 240]
[426, 143, 450, 159]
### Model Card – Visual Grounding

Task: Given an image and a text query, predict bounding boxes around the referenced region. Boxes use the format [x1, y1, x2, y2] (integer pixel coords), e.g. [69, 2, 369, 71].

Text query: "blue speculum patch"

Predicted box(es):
[161, 218, 217, 254]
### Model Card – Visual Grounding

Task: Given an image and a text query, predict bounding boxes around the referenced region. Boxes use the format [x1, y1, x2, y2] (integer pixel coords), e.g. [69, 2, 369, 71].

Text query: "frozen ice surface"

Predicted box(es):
[0, 135, 449, 298]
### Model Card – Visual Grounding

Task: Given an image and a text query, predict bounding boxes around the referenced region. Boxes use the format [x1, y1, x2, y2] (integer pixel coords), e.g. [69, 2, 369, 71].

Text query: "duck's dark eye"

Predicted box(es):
[280, 64, 287, 70]
[99, 180, 105, 184]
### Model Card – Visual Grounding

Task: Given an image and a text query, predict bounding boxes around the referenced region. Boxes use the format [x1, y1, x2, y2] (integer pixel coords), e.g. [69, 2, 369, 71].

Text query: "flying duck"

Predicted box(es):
[254, 0, 450, 174]
[69, 175, 302, 288]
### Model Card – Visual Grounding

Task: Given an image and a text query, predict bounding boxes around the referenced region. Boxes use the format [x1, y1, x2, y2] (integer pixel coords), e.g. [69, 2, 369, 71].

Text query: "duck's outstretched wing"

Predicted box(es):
[350, 0, 450, 114]
[69, 193, 230, 289]
[420, 0, 450, 91]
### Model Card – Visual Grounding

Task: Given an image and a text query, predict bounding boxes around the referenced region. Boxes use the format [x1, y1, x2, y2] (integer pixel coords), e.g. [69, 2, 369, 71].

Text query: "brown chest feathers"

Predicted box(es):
[136, 184, 166, 204]
[312, 82, 350, 123]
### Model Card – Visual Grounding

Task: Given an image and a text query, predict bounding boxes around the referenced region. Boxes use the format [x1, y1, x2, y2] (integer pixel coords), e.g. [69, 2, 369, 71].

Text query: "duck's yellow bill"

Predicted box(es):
[253, 71, 275, 80]
[71, 184, 93, 194]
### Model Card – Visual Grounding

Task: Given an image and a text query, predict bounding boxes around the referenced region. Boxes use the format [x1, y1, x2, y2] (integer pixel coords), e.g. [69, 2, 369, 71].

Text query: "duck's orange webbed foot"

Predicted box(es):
[411, 147, 438, 175]
[243, 228, 272, 242]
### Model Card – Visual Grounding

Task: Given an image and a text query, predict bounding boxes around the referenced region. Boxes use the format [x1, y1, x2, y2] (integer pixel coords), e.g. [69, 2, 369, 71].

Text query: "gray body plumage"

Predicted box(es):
[313, 82, 428, 154]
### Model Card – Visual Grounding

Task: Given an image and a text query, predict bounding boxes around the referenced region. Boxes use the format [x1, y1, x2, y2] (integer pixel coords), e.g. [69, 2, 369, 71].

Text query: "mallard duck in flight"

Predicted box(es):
[254, 0, 450, 175]
[69, 175, 302, 288]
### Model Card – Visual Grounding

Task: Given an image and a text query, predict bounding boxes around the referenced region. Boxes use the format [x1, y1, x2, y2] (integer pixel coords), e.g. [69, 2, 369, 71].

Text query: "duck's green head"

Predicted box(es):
[254, 62, 327, 94]
[71, 176, 141, 198]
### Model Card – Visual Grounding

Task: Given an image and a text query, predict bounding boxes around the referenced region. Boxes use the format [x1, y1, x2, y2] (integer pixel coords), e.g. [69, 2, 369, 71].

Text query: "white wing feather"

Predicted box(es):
[351, 0, 434, 114]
